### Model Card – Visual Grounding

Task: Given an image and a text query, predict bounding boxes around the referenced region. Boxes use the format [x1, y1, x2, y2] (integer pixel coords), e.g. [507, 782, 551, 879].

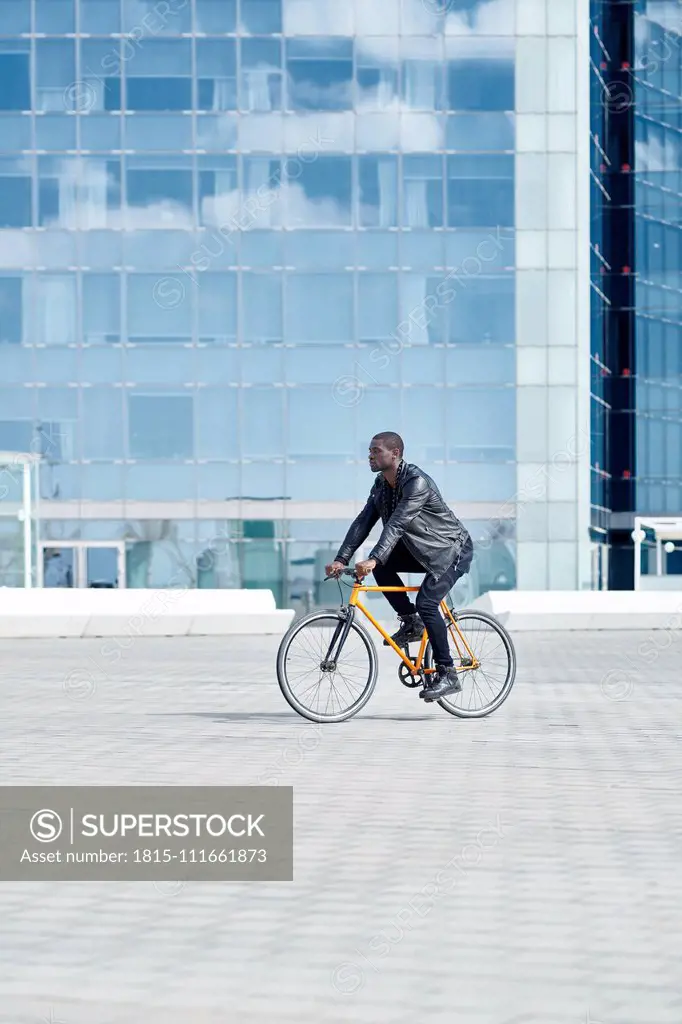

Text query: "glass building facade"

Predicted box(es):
[591, 0, 682, 587]
[634, 0, 682, 516]
[0, 0, 593, 606]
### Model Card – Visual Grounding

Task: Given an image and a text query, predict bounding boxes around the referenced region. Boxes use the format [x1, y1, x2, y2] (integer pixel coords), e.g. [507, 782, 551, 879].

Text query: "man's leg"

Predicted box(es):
[371, 543, 426, 645]
[415, 538, 474, 699]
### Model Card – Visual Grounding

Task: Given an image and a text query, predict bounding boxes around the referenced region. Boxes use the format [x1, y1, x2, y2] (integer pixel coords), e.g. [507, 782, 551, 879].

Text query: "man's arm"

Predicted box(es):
[368, 474, 430, 565]
[334, 490, 380, 566]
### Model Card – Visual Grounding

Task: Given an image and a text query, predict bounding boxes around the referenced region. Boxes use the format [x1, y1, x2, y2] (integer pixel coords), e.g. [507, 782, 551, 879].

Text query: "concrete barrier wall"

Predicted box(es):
[0, 589, 295, 638]
[470, 590, 682, 631]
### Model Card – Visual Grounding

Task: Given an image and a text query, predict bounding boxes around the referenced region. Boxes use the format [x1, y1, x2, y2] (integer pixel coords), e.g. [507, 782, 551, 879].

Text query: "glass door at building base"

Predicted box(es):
[39, 542, 126, 588]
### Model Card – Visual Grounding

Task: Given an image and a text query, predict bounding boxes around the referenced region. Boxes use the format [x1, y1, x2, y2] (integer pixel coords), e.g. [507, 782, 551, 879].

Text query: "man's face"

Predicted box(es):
[368, 438, 398, 473]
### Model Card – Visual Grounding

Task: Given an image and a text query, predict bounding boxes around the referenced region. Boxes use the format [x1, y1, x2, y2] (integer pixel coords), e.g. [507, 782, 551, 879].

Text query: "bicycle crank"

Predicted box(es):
[398, 661, 422, 688]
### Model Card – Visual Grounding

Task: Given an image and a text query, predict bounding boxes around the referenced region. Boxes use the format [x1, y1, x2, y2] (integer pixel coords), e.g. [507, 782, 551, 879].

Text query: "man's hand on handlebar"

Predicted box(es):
[354, 558, 377, 579]
[325, 560, 346, 578]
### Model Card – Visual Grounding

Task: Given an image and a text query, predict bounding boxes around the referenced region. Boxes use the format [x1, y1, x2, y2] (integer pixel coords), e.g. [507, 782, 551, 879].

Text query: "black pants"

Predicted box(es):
[372, 537, 474, 668]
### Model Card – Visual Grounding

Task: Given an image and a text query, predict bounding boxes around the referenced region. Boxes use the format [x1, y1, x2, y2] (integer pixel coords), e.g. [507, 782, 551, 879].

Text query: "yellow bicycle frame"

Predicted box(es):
[348, 583, 479, 676]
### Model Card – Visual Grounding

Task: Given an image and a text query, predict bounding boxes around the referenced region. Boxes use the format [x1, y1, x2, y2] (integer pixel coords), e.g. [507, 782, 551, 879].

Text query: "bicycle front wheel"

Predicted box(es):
[425, 609, 516, 719]
[276, 611, 378, 723]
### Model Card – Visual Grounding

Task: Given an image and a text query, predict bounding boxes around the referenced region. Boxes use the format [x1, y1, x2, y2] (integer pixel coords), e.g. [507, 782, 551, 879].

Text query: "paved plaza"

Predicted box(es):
[0, 628, 681, 1024]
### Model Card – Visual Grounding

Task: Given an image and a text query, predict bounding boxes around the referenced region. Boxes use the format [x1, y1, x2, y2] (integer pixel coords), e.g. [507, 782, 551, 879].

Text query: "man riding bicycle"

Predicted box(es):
[326, 432, 474, 703]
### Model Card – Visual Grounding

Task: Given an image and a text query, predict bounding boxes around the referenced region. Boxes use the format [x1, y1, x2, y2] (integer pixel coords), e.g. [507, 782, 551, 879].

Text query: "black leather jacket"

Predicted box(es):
[335, 462, 472, 580]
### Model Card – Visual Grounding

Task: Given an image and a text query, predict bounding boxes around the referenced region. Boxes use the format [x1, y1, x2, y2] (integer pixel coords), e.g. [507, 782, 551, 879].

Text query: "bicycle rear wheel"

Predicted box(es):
[276, 611, 378, 723]
[425, 609, 516, 719]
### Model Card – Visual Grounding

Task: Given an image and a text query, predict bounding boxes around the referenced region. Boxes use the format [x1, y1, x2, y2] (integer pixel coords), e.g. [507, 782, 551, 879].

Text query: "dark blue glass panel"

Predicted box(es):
[447, 58, 514, 111]
[126, 78, 192, 111]
[0, 54, 29, 110]
[127, 169, 192, 207]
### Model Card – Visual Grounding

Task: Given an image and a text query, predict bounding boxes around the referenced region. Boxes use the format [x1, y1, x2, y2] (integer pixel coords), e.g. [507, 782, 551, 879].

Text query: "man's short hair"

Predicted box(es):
[372, 431, 404, 457]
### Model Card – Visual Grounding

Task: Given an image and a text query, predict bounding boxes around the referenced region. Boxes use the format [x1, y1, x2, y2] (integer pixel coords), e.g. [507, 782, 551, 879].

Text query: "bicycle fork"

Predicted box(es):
[320, 606, 356, 671]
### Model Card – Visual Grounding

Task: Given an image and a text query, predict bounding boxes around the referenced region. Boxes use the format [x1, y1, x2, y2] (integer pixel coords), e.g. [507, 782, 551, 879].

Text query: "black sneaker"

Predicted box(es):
[383, 612, 425, 647]
[420, 665, 461, 701]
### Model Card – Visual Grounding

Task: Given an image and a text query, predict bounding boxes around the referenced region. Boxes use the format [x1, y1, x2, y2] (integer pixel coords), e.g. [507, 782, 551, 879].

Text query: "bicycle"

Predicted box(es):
[276, 566, 516, 724]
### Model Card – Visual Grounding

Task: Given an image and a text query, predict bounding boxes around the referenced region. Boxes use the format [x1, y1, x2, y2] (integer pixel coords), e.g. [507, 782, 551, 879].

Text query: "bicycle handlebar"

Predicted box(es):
[323, 567, 360, 582]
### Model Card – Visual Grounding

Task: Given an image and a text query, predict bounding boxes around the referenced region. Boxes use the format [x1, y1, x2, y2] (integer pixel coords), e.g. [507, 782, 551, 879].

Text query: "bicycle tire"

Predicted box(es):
[276, 610, 378, 724]
[424, 609, 516, 719]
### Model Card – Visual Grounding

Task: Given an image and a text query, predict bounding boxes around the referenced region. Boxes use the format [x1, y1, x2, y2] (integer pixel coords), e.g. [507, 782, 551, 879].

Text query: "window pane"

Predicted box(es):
[401, 389, 446, 461]
[447, 155, 514, 227]
[80, 0, 121, 33]
[289, 390, 355, 456]
[358, 273, 398, 340]
[0, 168, 31, 227]
[0, 1, 30, 32]
[127, 273, 192, 339]
[35, 116, 77, 152]
[287, 50, 353, 112]
[80, 41, 121, 112]
[358, 155, 398, 228]
[240, 0, 282, 34]
[121, 0, 191, 33]
[127, 168, 193, 209]
[239, 38, 283, 112]
[446, 277, 515, 343]
[0, 114, 31, 150]
[125, 346, 194, 384]
[197, 273, 237, 340]
[126, 78, 192, 111]
[0, 277, 23, 344]
[446, 113, 515, 151]
[241, 388, 284, 457]
[285, 273, 353, 342]
[447, 54, 515, 112]
[445, 388, 516, 459]
[402, 155, 444, 228]
[36, 41, 76, 112]
[196, 40, 237, 110]
[195, 388, 238, 459]
[128, 393, 194, 459]
[82, 388, 125, 460]
[288, 156, 351, 227]
[0, 54, 30, 111]
[242, 272, 282, 341]
[30, 275, 77, 345]
[196, 0, 237, 33]
[35, 0, 75, 34]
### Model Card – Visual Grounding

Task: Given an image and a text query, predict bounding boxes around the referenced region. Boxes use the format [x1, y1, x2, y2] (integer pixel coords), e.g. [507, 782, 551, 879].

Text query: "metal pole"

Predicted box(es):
[22, 462, 32, 589]
[633, 517, 642, 591]
[656, 536, 663, 576]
